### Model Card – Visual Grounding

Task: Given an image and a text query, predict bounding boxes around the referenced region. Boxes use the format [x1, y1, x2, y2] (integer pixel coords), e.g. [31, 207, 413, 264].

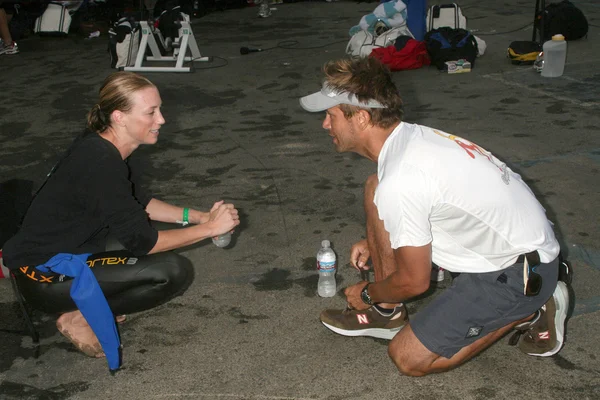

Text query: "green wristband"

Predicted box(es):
[182, 208, 190, 226]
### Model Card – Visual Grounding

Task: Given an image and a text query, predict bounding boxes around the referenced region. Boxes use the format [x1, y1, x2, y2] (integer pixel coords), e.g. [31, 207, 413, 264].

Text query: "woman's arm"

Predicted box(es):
[145, 198, 209, 225]
[147, 200, 239, 254]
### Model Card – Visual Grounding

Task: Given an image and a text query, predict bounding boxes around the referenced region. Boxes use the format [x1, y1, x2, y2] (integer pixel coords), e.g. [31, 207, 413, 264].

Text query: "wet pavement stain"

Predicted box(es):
[472, 387, 497, 399]
[546, 102, 567, 114]
[553, 119, 575, 126]
[552, 355, 589, 372]
[227, 307, 269, 321]
[207, 164, 237, 176]
[240, 110, 260, 116]
[279, 72, 302, 80]
[252, 267, 345, 298]
[0, 381, 90, 400]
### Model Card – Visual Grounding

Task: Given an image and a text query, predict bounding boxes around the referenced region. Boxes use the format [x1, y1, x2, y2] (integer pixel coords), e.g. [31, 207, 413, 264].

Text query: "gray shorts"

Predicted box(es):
[410, 256, 559, 359]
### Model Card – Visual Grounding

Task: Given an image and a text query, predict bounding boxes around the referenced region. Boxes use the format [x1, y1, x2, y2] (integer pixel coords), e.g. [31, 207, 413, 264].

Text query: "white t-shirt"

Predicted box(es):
[374, 122, 560, 273]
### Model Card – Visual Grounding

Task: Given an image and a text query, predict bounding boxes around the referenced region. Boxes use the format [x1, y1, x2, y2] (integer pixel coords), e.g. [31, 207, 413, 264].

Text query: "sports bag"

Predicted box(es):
[370, 37, 431, 71]
[34, 2, 72, 36]
[346, 25, 413, 58]
[507, 41, 541, 65]
[426, 3, 467, 31]
[536, 0, 588, 41]
[108, 17, 140, 69]
[424, 27, 478, 70]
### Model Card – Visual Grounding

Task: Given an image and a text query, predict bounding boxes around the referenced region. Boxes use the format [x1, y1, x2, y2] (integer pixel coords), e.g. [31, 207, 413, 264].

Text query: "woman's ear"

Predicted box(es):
[111, 110, 125, 127]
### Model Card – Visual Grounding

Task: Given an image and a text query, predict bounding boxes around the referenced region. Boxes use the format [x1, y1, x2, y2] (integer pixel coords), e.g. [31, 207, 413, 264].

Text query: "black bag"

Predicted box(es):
[424, 27, 478, 70]
[507, 41, 541, 65]
[536, 0, 588, 41]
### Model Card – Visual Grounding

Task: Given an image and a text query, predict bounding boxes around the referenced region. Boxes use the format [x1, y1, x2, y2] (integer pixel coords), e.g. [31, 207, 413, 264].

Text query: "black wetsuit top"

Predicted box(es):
[3, 133, 158, 269]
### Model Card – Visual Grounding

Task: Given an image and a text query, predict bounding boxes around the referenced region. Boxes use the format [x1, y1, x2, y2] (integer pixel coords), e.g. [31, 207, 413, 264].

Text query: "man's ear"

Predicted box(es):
[356, 109, 372, 130]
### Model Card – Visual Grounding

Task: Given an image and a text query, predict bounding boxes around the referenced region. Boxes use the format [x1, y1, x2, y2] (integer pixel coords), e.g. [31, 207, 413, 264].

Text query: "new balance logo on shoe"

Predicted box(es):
[517, 281, 570, 357]
[356, 314, 369, 324]
[320, 304, 409, 340]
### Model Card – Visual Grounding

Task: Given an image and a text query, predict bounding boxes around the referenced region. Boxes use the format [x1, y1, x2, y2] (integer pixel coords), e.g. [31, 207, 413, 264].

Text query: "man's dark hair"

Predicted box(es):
[323, 57, 403, 128]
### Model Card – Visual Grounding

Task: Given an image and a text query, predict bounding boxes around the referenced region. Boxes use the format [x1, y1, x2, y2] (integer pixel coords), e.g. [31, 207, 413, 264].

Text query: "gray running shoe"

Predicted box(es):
[320, 304, 408, 340]
[517, 281, 569, 356]
[0, 41, 19, 55]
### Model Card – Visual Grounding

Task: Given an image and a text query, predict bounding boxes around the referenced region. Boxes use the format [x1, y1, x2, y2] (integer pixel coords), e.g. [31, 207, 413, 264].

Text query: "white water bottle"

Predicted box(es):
[212, 233, 232, 248]
[317, 240, 337, 297]
[541, 34, 567, 78]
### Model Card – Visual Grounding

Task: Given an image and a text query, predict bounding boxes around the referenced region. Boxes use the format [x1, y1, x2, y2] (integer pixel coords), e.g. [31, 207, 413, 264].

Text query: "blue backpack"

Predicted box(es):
[424, 27, 478, 70]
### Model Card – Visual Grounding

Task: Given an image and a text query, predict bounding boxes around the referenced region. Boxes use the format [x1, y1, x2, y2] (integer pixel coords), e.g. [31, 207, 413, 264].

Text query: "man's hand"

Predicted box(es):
[350, 239, 370, 271]
[344, 281, 370, 310]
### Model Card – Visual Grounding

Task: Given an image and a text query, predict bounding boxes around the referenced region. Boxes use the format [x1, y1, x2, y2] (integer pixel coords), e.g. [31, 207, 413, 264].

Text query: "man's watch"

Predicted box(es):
[360, 283, 373, 305]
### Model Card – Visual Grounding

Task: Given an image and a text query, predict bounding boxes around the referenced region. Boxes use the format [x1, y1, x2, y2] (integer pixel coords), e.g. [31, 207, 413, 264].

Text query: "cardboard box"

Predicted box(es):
[445, 59, 471, 74]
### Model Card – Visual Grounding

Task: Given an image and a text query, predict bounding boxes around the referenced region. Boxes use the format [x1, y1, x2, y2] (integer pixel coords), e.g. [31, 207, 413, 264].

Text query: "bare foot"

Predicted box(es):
[56, 310, 105, 358]
[115, 315, 126, 324]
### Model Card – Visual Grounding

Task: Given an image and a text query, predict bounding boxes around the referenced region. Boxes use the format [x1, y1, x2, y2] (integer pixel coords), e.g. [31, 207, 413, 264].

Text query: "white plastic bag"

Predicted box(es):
[346, 25, 413, 58]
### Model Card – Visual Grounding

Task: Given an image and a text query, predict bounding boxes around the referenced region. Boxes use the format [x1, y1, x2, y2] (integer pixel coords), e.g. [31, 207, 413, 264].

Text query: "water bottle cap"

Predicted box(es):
[552, 34, 565, 41]
[321, 240, 330, 248]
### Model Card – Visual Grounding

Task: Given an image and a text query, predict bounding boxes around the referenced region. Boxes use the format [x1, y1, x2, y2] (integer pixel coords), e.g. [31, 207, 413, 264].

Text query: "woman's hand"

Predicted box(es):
[207, 200, 240, 236]
[350, 239, 371, 271]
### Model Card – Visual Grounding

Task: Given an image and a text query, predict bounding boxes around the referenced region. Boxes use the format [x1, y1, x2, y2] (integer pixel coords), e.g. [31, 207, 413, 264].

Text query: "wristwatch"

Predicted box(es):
[360, 283, 373, 305]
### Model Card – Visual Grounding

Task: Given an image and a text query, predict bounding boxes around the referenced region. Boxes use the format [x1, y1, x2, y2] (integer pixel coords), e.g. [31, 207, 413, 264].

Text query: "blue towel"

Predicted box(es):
[36, 253, 121, 371]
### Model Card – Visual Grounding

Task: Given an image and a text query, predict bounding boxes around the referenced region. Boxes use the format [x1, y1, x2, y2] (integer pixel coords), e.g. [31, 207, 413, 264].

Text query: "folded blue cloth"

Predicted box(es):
[36, 253, 121, 371]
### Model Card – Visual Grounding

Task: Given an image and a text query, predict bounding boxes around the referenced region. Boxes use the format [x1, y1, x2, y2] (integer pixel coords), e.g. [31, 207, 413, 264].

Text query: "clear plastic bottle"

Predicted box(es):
[317, 240, 337, 297]
[212, 233, 232, 248]
[541, 34, 567, 78]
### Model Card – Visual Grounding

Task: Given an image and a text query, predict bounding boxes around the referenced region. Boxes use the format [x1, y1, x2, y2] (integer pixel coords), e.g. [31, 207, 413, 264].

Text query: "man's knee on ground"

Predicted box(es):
[388, 329, 435, 377]
[387, 341, 431, 377]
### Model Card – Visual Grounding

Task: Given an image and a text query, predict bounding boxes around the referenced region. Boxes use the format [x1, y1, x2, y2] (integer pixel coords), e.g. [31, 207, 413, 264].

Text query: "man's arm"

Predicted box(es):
[368, 243, 432, 303]
[345, 243, 432, 309]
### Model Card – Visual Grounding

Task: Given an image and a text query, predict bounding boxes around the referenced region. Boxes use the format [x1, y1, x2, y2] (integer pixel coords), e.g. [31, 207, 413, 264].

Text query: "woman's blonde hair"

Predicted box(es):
[86, 72, 156, 133]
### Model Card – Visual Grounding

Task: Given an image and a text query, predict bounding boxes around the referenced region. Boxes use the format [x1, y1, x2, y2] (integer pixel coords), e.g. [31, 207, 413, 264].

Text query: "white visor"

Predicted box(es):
[299, 84, 387, 112]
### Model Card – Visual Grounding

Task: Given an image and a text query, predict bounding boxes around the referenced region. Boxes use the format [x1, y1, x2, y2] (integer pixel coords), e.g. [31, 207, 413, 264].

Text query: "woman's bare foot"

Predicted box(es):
[115, 315, 126, 324]
[56, 310, 105, 358]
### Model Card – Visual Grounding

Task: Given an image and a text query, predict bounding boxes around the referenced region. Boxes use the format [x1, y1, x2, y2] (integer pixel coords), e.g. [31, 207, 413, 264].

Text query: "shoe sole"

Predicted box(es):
[321, 321, 403, 340]
[528, 281, 569, 357]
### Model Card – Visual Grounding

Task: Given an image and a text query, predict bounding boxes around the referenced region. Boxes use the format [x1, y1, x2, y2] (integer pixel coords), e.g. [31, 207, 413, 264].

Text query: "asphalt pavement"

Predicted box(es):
[1, 1, 599, 399]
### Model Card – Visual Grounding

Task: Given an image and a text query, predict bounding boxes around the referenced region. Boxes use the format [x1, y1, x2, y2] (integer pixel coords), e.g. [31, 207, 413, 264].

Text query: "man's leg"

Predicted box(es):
[386, 255, 562, 376]
[388, 317, 531, 376]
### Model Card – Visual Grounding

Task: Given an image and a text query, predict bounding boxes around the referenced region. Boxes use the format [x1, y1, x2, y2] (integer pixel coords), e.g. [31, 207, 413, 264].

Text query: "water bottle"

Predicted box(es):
[317, 240, 337, 297]
[541, 34, 567, 78]
[212, 233, 232, 248]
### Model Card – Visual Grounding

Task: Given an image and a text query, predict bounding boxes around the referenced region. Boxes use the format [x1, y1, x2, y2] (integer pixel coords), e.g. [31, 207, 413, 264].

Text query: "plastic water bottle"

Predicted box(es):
[317, 240, 337, 297]
[212, 233, 232, 248]
[541, 34, 567, 78]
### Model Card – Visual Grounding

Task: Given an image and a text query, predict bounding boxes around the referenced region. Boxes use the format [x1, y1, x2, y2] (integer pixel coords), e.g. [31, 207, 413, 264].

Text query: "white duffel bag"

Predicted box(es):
[34, 2, 72, 36]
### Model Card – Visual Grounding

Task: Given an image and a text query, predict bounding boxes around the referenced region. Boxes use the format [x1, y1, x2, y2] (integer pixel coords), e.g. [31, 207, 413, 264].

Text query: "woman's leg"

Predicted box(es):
[16, 250, 194, 315]
[14, 251, 194, 356]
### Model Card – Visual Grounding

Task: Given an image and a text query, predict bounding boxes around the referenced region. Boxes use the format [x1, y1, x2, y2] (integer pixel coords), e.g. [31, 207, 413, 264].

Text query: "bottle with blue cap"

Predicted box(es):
[317, 240, 337, 297]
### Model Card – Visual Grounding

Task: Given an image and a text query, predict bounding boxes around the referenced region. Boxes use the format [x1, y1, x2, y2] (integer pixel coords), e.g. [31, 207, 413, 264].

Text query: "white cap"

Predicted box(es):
[552, 34, 565, 41]
[300, 83, 387, 112]
[321, 240, 330, 248]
